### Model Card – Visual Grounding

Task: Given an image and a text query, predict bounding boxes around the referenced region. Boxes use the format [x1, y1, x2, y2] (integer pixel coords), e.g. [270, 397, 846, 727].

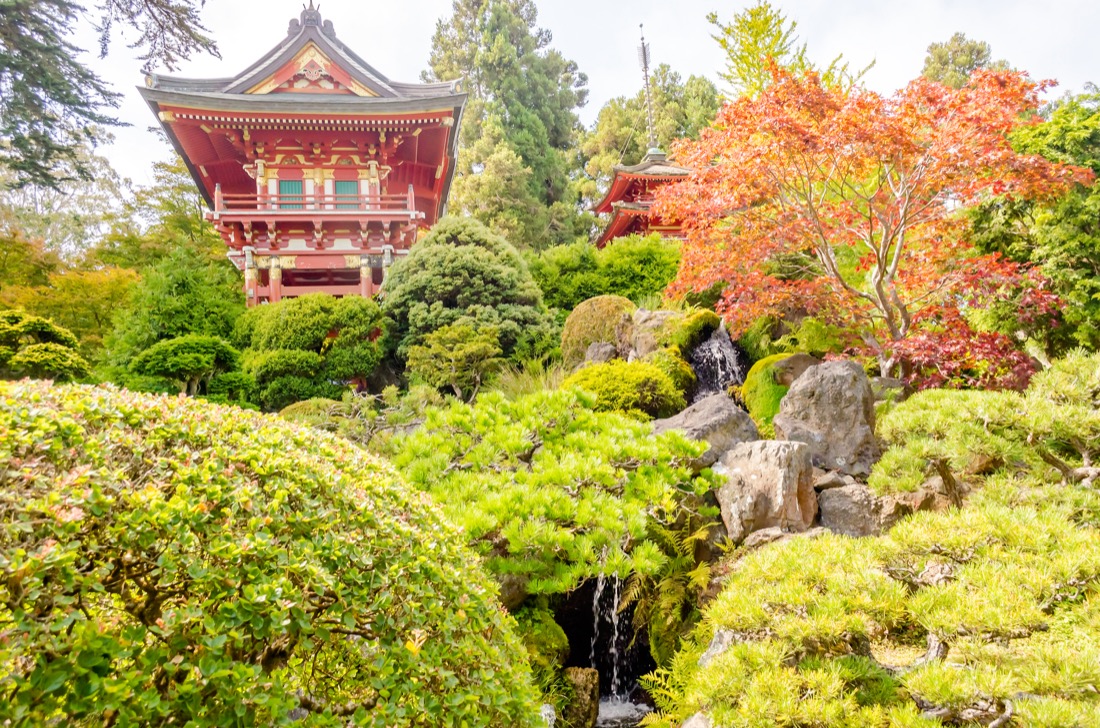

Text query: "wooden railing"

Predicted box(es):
[213, 184, 421, 217]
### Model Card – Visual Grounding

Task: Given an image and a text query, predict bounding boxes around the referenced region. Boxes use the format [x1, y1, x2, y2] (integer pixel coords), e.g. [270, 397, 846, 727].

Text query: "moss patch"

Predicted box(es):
[659, 310, 722, 356]
[740, 353, 794, 437]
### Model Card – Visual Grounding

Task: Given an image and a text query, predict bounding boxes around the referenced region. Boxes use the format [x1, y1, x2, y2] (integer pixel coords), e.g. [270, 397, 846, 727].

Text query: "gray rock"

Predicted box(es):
[813, 470, 848, 491]
[623, 309, 679, 359]
[714, 441, 818, 544]
[584, 341, 619, 365]
[772, 353, 821, 386]
[773, 361, 881, 477]
[682, 714, 713, 728]
[698, 630, 738, 668]
[496, 574, 528, 612]
[562, 667, 600, 728]
[653, 394, 760, 470]
[818, 484, 913, 537]
[742, 526, 828, 550]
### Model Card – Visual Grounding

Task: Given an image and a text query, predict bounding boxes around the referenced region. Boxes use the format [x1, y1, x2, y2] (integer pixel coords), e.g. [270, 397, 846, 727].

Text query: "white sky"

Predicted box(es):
[74, 0, 1099, 186]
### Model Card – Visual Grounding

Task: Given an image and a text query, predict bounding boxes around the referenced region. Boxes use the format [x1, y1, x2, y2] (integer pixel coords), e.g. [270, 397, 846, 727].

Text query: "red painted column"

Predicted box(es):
[269, 257, 283, 303]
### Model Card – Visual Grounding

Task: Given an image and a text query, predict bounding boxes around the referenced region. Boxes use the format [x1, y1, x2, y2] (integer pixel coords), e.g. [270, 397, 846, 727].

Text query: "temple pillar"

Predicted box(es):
[381, 245, 394, 285]
[244, 247, 258, 307]
[359, 255, 373, 297]
[270, 257, 283, 302]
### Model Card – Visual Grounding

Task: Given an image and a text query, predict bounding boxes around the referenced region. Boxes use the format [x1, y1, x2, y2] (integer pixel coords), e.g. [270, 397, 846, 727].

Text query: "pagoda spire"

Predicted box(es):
[638, 24, 658, 153]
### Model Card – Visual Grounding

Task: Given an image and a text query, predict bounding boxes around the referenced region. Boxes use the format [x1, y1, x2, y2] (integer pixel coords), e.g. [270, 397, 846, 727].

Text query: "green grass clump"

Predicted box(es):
[740, 353, 793, 437]
[560, 295, 636, 368]
[0, 381, 541, 726]
[563, 359, 686, 420]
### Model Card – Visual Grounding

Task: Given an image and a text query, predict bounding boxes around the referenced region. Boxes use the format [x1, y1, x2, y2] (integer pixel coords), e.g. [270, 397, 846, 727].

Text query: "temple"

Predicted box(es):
[592, 148, 690, 248]
[139, 3, 466, 305]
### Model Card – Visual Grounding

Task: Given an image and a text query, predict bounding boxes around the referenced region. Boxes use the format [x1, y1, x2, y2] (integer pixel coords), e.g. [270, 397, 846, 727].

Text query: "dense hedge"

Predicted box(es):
[562, 360, 686, 420]
[0, 382, 540, 726]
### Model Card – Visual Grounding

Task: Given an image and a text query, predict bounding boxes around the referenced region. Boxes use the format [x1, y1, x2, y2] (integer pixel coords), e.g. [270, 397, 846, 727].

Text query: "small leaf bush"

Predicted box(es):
[0, 310, 90, 382]
[0, 381, 540, 726]
[562, 360, 686, 420]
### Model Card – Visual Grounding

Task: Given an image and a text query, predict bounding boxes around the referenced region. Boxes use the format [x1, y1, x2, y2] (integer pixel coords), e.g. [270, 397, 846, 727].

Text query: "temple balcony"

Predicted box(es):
[209, 183, 425, 224]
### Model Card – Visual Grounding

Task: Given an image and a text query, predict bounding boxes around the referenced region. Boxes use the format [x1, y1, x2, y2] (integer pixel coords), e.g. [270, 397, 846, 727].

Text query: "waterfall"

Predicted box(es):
[688, 322, 747, 403]
[590, 576, 652, 727]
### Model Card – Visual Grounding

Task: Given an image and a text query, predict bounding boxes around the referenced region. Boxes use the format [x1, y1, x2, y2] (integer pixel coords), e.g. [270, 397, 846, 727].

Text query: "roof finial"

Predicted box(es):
[638, 24, 658, 153]
[300, 1, 322, 27]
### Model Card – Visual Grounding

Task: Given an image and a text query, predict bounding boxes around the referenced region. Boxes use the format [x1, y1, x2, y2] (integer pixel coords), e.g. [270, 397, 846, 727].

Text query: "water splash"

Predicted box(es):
[590, 575, 652, 727]
[688, 323, 746, 403]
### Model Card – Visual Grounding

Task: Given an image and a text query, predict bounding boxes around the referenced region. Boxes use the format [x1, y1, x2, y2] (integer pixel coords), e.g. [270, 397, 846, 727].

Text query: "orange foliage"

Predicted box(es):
[657, 69, 1092, 377]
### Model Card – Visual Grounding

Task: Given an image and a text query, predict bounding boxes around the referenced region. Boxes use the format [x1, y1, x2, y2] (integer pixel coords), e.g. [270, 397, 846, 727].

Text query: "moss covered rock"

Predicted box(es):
[563, 360, 686, 420]
[658, 310, 722, 356]
[0, 381, 540, 726]
[561, 295, 636, 369]
[644, 347, 698, 400]
[740, 353, 797, 437]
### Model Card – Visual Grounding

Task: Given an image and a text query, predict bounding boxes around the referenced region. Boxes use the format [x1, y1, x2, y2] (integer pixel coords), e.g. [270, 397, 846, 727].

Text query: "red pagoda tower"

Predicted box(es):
[592, 148, 690, 248]
[140, 4, 466, 305]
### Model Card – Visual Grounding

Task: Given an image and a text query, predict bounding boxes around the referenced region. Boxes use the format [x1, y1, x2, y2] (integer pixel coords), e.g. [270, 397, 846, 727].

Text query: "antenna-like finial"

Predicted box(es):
[638, 24, 657, 151]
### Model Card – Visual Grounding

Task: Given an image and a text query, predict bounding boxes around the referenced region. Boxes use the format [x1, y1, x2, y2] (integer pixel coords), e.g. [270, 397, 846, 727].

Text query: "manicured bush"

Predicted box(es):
[644, 347, 697, 400]
[0, 381, 540, 726]
[529, 234, 681, 312]
[641, 495, 1100, 727]
[382, 217, 557, 361]
[871, 350, 1100, 495]
[0, 310, 90, 382]
[406, 323, 504, 401]
[389, 389, 712, 599]
[129, 334, 240, 396]
[244, 349, 338, 412]
[739, 353, 793, 437]
[560, 294, 636, 368]
[562, 360, 685, 420]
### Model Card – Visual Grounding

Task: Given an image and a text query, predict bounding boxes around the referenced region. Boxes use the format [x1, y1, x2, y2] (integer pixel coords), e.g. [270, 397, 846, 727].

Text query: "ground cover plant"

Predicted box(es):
[0, 381, 540, 726]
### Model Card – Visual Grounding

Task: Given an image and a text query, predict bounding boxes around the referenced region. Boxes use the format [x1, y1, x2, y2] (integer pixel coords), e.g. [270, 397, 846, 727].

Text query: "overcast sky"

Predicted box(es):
[75, 0, 1099, 185]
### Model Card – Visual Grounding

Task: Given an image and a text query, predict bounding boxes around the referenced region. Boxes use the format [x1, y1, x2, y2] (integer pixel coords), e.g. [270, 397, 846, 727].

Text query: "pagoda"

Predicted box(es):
[139, 3, 467, 305]
[592, 148, 690, 248]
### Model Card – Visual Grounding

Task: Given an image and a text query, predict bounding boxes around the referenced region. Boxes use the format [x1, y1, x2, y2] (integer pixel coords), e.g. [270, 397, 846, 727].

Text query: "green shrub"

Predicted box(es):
[244, 349, 339, 412]
[644, 347, 697, 400]
[562, 360, 685, 420]
[406, 323, 504, 401]
[560, 295, 635, 368]
[129, 335, 240, 396]
[489, 359, 571, 400]
[738, 315, 849, 362]
[389, 389, 713, 598]
[0, 310, 90, 382]
[278, 397, 344, 427]
[382, 217, 557, 361]
[740, 353, 793, 437]
[529, 234, 681, 312]
[0, 381, 540, 726]
[641, 499, 1100, 727]
[871, 350, 1100, 496]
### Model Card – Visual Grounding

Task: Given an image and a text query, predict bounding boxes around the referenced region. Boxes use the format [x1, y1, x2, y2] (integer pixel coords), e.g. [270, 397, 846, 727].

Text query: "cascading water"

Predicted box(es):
[588, 575, 653, 727]
[688, 322, 747, 403]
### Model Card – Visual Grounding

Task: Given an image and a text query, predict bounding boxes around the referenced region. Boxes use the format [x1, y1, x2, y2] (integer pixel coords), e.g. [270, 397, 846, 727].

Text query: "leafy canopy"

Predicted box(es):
[659, 68, 1088, 380]
[0, 381, 541, 726]
[407, 322, 504, 402]
[129, 334, 240, 396]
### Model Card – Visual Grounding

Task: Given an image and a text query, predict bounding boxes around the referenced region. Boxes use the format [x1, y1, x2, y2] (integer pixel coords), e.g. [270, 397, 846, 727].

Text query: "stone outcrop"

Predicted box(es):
[771, 353, 821, 386]
[653, 394, 760, 470]
[713, 441, 818, 544]
[817, 484, 912, 537]
[773, 361, 881, 477]
[584, 341, 619, 365]
[562, 667, 600, 728]
[619, 309, 679, 360]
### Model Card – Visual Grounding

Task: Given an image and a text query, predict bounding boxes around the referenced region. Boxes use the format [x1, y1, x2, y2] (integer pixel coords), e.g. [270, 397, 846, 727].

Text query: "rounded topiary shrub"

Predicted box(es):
[562, 360, 685, 419]
[741, 353, 794, 437]
[0, 381, 540, 727]
[561, 295, 636, 368]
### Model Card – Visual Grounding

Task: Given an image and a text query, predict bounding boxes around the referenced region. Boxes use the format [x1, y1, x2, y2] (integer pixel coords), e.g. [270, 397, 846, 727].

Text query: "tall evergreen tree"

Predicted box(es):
[424, 0, 590, 250]
[922, 32, 1010, 89]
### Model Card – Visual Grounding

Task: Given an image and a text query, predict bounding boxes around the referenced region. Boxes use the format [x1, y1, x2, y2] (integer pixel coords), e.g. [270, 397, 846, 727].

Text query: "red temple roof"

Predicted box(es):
[593, 149, 690, 247]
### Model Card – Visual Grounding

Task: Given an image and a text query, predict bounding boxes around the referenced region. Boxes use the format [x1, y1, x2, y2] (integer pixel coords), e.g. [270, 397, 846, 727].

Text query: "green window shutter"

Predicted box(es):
[334, 180, 359, 210]
[279, 179, 303, 209]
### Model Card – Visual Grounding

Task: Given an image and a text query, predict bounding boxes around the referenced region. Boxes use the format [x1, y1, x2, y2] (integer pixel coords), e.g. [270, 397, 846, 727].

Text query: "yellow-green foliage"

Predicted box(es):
[871, 350, 1100, 495]
[738, 316, 849, 362]
[642, 491, 1100, 727]
[561, 295, 636, 368]
[644, 347, 698, 399]
[740, 353, 792, 438]
[279, 397, 343, 427]
[659, 310, 722, 356]
[563, 360, 686, 420]
[0, 381, 541, 726]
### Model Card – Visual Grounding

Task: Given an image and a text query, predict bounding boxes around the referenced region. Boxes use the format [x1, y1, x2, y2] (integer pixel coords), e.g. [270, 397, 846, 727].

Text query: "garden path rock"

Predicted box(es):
[652, 394, 760, 471]
[773, 360, 881, 477]
[817, 484, 913, 537]
[713, 441, 818, 544]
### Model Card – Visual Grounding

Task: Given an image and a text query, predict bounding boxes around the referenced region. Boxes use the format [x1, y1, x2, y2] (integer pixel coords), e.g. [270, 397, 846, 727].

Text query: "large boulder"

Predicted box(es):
[773, 360, 881, 476]
[817, 484, 913, 537]
[562, 667, 600, 728]
[621, 309, 680, 359]
[652, 394, 760, 470]
[562, 295, 636, 369]
[713, 441, 818, 544]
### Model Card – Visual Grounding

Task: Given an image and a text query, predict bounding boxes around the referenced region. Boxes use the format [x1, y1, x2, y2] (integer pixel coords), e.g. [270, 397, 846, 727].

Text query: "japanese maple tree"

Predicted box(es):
[658, 68, 1092, 382]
